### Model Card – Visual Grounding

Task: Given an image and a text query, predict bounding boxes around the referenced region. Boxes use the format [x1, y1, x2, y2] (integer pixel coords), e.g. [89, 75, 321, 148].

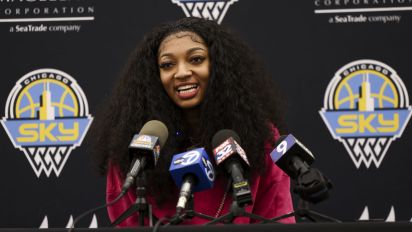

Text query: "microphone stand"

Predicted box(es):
[265, 168, 341, 223]
[205, 199, 272, 224]
[202, 176, 271, 225]
[168, 194, 216, 225]
[110, 172, 157, 227]
[265, 199, 342, 223]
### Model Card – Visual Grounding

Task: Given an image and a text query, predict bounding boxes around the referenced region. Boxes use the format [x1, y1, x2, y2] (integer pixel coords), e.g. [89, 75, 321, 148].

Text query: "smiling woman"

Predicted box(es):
[91, 17, 294, 227]
[158, 31, 210, 109]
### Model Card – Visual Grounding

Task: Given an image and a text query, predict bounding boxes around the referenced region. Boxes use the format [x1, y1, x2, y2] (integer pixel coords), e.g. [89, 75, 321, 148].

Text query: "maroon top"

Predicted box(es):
[106, 129, 295, 226]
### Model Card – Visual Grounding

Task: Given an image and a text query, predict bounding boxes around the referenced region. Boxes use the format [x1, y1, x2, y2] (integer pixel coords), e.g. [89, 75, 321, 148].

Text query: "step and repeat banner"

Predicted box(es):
[0, 0, 411, 228]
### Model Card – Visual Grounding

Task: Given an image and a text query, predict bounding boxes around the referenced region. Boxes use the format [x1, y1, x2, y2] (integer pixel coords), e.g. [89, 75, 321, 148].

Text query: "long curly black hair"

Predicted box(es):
[92, 17, 287, 205]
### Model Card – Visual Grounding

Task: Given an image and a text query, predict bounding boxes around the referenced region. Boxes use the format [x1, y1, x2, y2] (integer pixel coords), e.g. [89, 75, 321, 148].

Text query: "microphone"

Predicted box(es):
[169, 148, 215, 214]
[270, 134, 314, 179]
[71, 121, 168, 230]
[121, 120, 169, 194]
[270, 134, 332, 203]
[212, 129, 252, 207]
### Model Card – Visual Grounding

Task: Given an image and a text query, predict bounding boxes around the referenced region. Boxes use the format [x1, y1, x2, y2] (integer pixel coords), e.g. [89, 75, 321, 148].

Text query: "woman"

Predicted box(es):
[93, 17, 294, 226]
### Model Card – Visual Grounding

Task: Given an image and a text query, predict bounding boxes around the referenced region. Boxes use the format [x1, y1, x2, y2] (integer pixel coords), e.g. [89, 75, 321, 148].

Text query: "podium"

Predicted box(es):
[1, 222, 411, 232]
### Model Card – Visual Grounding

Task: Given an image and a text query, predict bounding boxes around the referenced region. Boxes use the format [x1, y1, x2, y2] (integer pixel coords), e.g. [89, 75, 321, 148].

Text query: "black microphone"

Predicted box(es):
[212, 129, 252, 207]
[270, 134, 332, 203]
[270, 134, 314, 179]
[70, 121, 168, 230]
[121, 120, 169, 194]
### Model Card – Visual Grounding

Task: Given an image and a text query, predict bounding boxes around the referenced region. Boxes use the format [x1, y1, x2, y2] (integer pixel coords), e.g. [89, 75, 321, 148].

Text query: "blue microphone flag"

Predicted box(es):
[169, 148, 214, 192]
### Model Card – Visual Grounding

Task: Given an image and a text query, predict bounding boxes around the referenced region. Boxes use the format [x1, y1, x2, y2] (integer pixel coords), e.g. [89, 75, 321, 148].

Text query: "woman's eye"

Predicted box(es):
[159, 62, 174, 69]
[190, 56, 205, 64]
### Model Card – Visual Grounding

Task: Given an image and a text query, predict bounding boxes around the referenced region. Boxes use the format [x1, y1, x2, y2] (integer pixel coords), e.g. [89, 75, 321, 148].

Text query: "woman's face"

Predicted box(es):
[158, 31, 210, 109]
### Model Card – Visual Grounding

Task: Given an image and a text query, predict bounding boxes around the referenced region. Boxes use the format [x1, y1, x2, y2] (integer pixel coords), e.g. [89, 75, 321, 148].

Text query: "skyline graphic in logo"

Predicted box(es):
[320, 60, 411, 168]
[1, 69, 93, 177]
[171, 0, 238, 24]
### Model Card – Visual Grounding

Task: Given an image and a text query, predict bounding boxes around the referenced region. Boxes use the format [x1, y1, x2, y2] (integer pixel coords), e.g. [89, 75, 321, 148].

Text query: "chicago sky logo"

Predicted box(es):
[1, 69, 93, 177]
[171, 0, 238, 24]
[320, 60, 411, 168]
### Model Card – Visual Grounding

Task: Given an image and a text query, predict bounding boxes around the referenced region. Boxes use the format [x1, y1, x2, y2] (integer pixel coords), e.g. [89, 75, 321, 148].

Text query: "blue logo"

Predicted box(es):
[171, 0, 238, 24]
[1, 68, 93, 177]
[320, 60, 411, 168]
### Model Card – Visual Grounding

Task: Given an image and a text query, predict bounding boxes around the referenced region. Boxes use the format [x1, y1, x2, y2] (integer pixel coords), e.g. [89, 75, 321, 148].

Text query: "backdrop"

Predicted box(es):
[1, 0, 411, 228]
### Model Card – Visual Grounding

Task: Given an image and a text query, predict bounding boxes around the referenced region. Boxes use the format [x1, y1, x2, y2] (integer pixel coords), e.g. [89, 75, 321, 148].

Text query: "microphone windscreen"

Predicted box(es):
[212, 129, 241, 148]
[139, 120, 169, 147]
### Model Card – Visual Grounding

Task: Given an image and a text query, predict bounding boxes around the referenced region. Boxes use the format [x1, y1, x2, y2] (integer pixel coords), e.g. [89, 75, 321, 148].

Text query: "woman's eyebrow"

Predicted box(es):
[159, 47, 206, 58]
[187, 47, 206, 54]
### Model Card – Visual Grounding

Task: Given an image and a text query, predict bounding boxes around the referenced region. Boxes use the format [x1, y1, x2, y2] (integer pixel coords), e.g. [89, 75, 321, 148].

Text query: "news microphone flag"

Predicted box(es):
[169, 148, 214, 192]
[212, 130, 252, 206]
[122, 120, 168, 193]
[129, 134, 161, 167]
[270, 134, 315, 179]
[213, 137, 250, 166]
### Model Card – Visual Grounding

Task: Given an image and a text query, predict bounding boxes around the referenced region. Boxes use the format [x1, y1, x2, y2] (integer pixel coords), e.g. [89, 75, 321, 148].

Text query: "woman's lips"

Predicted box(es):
[176, 84, 199, 99]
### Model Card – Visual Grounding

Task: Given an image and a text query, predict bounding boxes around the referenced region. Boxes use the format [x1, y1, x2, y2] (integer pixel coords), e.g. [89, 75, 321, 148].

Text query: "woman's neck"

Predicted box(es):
[183, 107, 202, 139]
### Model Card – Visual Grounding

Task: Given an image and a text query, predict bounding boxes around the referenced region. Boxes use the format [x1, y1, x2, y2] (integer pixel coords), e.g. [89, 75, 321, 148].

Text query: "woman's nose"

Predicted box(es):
[174, 63, 192, 79]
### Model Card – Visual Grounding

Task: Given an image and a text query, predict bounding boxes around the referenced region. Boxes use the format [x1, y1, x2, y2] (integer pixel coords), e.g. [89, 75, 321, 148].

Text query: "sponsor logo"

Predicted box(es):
[313, 0, 412, 24]
[202, 156, 215, 181]
[173, 150, 200, 166]
[320, 60, 411, 168]
[1, 0, 96, 33]
[213, 139, 233, 165]
[171, 0, 238, 24]
[129, 134, 160, 163]
[131, 135, 152, 147]
[181, 150, 201, 166]
[1, 68, 93, 177]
